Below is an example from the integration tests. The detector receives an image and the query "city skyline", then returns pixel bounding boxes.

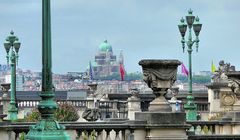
[0,0,239,74]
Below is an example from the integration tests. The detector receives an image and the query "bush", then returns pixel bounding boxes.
[19,132,25,140]
[25,103,79,122]
[54,103,79,122]
[25,108,40,122]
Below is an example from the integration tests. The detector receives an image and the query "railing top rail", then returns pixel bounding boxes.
[187,120,240,125]
[189,135,240,139]
[0,120,147,131]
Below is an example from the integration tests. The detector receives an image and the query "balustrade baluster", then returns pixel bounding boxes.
[202,125,209,135]
[212,124,216,134]
[96,129,103,140]
[15,132,19,140]
[87,129,94,140]
[76,130,84,140]
[83,130,89,140]
[129,129,134,140]
[195,125,201,135]
[114,129,120,140]
[105,129,112,140]
[121,129,126,140]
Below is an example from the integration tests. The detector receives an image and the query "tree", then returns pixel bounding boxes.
[25,103,79,122]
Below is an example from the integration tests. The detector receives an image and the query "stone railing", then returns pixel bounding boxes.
[0,119,146,140]
[1,120,240,140]
[16,100,87,109]
[187,120,240,140]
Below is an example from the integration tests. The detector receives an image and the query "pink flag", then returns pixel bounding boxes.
[120,63,125,81]
[181,63,189,76]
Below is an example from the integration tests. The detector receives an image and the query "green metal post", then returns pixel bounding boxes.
[178,9,202,121]
[26,0,70,139]
[8,47,18,121]
[185,27,197,121]
[187,27,193,94]
[4,31,20,122]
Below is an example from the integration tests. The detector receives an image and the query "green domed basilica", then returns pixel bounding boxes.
[90,40,124,78]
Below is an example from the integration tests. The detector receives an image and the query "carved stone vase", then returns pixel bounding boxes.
[87,83,98,99]
[1,83,10,98]
[139,59,181,111]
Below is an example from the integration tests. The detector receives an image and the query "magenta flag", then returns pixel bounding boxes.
[181,63,189,76]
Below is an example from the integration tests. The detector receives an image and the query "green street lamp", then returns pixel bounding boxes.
[4,31,21,121]
[26,0,70,139]
[178,9,202,121]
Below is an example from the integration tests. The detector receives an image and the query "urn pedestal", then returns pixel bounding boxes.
[137,59,189,140]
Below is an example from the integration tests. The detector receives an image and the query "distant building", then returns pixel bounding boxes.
[89,40,124,78]
[5,74,24,91]
[195,71,211,76]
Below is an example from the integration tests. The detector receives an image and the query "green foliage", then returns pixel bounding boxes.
[83,130,96,140]
[177,74,211,84]
[54,103,79,122]
[25,103,79,122]
[25,108,40,122]
[95,72,142,81]
[19,132,25,140]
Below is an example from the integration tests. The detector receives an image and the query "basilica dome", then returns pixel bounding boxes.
[99,40,112,52]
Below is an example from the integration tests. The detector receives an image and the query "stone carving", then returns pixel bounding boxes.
[228,78,240,95]
[170,87,179,101]
[140,60,180,92]
[1,83,10,98]
[220,91,236,106]
[211,60,240,95]
[142,67,177,92]
[212,60,235,82]
[82,108,101,121]
[139,59,181,111]
[129,88,140,99]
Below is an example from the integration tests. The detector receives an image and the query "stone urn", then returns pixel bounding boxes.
[170,87,179,101]
[139,59,181,111]
[87,83,98,99]
[1,83,10,98]
[128,88,140,101]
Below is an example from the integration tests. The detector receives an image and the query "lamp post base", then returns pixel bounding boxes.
[26,119,70,140]
[184,95,197,121]
[8,102,18,121]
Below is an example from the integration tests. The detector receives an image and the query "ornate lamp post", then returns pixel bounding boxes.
[26,0,70,139]
[3,31,21,121]
[178,9,202,120]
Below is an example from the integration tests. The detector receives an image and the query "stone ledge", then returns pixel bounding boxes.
[135,112,186,125]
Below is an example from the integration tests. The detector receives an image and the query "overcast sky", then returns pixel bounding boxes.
[0,0,239,74]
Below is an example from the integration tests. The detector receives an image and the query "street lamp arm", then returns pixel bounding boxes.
[181,38,186,52]
[192,38,199,44]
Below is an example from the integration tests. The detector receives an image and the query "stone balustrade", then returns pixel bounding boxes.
[0,120,146,140]
[1,120,240,140]
[15,100,87,109]
[187,120,240,139]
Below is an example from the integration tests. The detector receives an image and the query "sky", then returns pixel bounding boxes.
[0,0,239,74]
